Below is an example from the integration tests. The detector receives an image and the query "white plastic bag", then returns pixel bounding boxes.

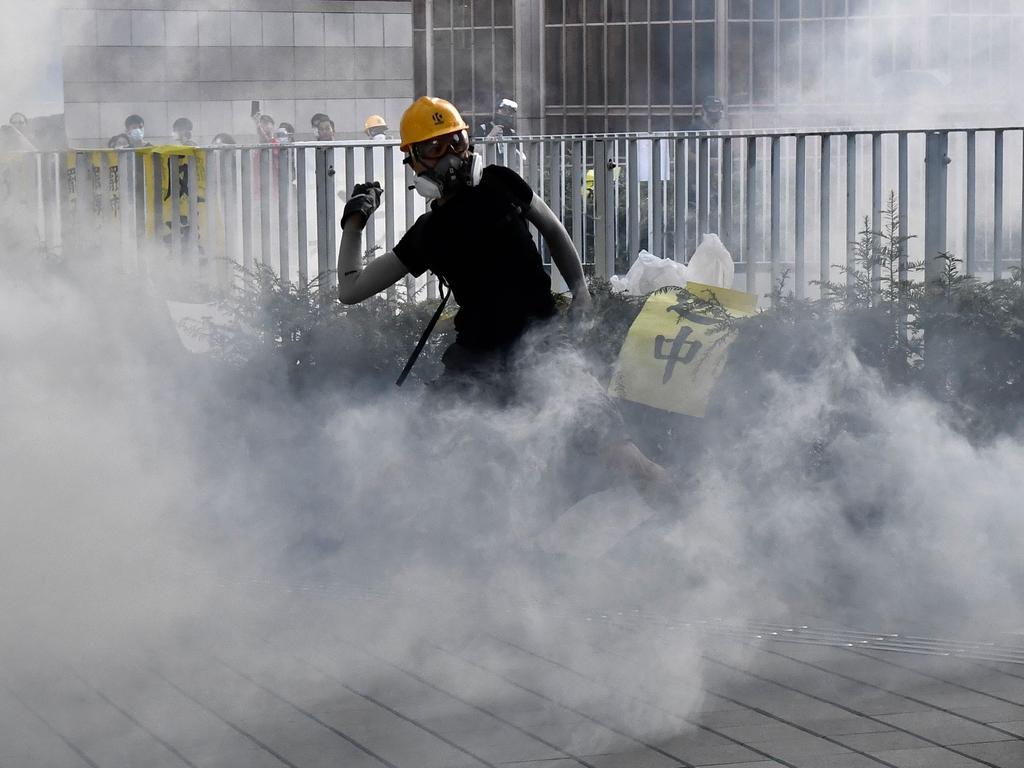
[609,249,690,295]
[686,233,734,289]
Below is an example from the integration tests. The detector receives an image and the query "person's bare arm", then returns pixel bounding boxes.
[525,195,591,309]
[336,219,409,304]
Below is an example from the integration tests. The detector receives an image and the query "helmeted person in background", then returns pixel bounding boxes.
[689,96,726,132]
[124,114,151,147]
[338,96,670,492]
[172,116,196,145]
[364,114,388,141]
[479,98,522,167]
[479,97,518,139]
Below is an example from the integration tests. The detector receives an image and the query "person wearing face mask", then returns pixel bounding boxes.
[338,97,671,500]
[338,96,587,374]
[276,122,295,143]
[124,114,151,147]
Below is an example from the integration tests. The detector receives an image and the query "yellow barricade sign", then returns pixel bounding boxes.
[609,282,757,418]
[64,150,122,218]
[137,145,207,243]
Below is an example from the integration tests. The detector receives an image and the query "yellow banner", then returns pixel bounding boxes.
[609,282,757,418]
[65,150,121,218]
[137,145,207,242]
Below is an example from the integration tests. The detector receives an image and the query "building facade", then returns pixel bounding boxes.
[59,0,415,147]
[415,0,1024,135]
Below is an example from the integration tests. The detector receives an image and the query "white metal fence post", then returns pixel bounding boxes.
[924,131,950,287]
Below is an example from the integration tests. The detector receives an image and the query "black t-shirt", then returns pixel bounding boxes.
[393,165,556,350]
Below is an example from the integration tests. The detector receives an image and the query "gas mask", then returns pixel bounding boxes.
[412,151,483,201]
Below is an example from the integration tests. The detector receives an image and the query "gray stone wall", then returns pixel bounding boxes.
[60,0,414,146]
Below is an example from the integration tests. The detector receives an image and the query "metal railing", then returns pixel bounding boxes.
[5,127,1023,303]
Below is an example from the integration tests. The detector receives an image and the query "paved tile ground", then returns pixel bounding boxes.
[4,589,1024,768]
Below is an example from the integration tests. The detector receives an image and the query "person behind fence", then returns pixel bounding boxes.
[124,114,151,147]
[313,115,335,142]
[172,116,196,146]
[277,122,295,143]
[8,112,34,147]
[108,133,131,149]
[336,96,671,494]
[256,114,277,144]
[364,114,388,141]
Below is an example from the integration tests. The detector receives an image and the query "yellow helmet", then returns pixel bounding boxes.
[399,96,469,152]
[363,114,386,132]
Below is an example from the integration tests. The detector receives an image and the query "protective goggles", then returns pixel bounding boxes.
[412,129,469,161]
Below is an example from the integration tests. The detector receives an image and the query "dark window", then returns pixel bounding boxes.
[652,0,672,21]
[695,0,715,19]
[629,24,649,104]
[781,0,801,17]
[564,26,584,104]
[473,0,492,26]
[802,0,823,16]
[587,1,606,23]
[607,25,628,103]
[435,0,453,27]
[434,29,453,96]
[414,29,426,94]
[825,0,846,16]
[609,2,626,22]
[728,21,751,103]
[779,21,799,97]
[474,27,494,115]
[452,1,470,28]
[494,1,513,25]
[545,26,563,107]
[630,1,648,22]
[800,19,824,100]
[753,0,775,19]
[673,0,693,20]
[694,20,715,101]
[651,23,671,103]
[413,0,426,29]
[565,0,583,24]
[494,28,515,97]
[586,23,606,105]
[607,116,629,132]
[751,21,775,104]
[672,22,694,104]
[545,0,562,25]
[730,0,751,20]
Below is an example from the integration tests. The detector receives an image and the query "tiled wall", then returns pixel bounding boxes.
[61,0,414,146]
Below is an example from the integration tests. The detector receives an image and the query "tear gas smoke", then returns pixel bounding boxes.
[2,2,1024,759]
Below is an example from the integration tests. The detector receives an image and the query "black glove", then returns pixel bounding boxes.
[340,181,382,228]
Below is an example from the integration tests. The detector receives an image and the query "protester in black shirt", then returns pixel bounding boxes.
[336,96,669,493]
[337,96,587,385]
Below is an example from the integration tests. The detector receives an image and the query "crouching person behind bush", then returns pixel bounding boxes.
[336,96,669,494]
